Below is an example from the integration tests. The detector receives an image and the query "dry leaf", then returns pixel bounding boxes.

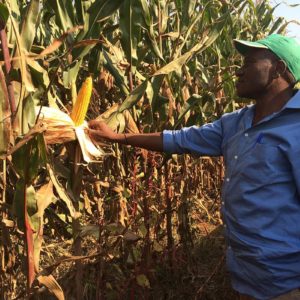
[38,25,83,58]
[37,275,65,300]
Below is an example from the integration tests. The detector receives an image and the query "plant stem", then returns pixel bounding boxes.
[164,163,173,266]
[0,19,17,123]
[24,151,35,293]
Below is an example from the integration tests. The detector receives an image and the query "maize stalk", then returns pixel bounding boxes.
[70,76,93,126]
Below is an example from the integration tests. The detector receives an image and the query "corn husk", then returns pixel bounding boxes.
[36,106,76,144]
[36,106,106,162]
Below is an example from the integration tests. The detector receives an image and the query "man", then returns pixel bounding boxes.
[88,34,300,300]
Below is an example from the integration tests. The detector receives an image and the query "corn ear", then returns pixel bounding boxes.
[36,106,76,144]
[70,76,93,126]
[36,106,106,162]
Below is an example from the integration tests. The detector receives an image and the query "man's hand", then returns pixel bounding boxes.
[88,119,164,152]
[88,120,118,143]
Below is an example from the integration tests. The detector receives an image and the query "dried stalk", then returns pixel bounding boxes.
[164,163,173,266]
[71,144,84,300]
[0,18,17,130]
[23,154,35,292]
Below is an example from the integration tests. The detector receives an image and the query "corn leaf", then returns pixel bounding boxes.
[37,275,65,300]
[153,13,229,76]
[12,134,47,183]
[103,49,130,96]
[86,0,124,38]
[19,0,40,51]
[118,80,148,112]
[47,0,76,33]
[0,68,11,155]
[119,0,144,74]
[48,164,81,220]
[0,3,9,24]
[174,94,201,129]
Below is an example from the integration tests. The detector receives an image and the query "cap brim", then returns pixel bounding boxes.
[233,39,268,55]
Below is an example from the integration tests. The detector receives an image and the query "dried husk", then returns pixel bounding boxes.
[35,106,105,162]
[36,106,76,144]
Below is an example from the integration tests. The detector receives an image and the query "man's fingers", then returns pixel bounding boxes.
[88,119,104,129]
[87,128,101,140]
[87,120,115,142]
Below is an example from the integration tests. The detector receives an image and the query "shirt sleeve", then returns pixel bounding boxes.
[163,118,223,156]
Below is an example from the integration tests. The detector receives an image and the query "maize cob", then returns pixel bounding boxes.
[70,76,93,126]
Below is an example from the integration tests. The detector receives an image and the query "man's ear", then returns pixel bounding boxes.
[276,60,287,77]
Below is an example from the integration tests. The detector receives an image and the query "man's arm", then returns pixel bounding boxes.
[88,120,163,152]
[89,116,224,156]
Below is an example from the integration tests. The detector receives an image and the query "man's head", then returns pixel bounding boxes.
[234,34,300,99]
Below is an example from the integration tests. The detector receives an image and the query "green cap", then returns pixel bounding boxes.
[234,34,300,82]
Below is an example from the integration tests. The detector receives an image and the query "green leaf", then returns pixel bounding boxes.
[88,45,102,75]
[62,59,82,90]
[7,3,35,97]
[86,0,124,38]
[118,80,148,112]
[0,71,11,156]
[27,59,50,89]
[12,133,47,183]
[31,182,57,271]
[277,21,290,35]
[144,8,164,62]
[106,112,126,133]
[20,0,40,51]
[160,1,168,33]
[152,13,229,76]
[174,94,201,129]
[182,0,197,29]
[119,0,143,73]
[74,0,85,25]
[103,49,130,96]
[186,111,203,127]
[22,93,36,133]
[140,0,151,26]
[13,181,36,231]
[269,17,284,34]
[0,3,9,24]
[48,0,76,32]
[13,179,26,230]
[150,74,165,112]
[27,186,38,221]
[48,164,81,220]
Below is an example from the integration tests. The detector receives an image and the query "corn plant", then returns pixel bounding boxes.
[0,0,291,298]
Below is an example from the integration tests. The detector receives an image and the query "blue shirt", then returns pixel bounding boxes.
[163,91,300,300]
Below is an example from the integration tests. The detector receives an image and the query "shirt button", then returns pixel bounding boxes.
[228,246,231,249]
[222,201,225,205]
[244,133,249,137]
[226,178,230,182]
[234,155,238,159]
[224,224,227,228]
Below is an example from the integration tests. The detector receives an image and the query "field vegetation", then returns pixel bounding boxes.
[0,0,291,299]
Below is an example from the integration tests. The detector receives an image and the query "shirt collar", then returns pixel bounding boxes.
[244,90,300,128]
[283,90,300,109]
[244,105,255,129]
[245,90,300,112]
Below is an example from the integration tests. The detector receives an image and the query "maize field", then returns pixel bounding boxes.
[0,0,293,299]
